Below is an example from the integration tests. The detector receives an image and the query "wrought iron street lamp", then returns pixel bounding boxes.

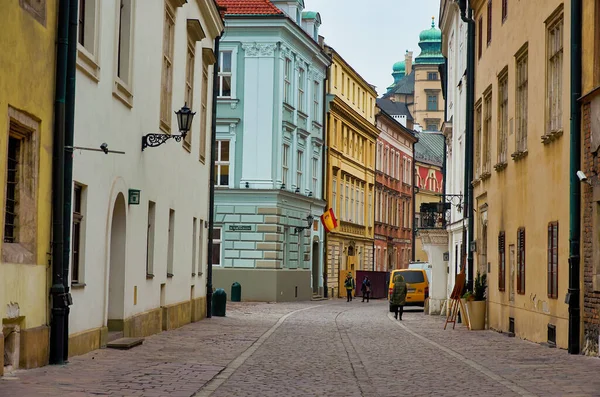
[141,104,196,150]
[294,215,315,234]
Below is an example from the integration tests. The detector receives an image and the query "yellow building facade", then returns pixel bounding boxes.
[0,0,57,372]
[471,0,571,348]
[324,46,379,298]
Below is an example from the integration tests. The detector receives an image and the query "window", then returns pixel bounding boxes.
[117,0,132,84]
[345,181,349,221]
[360,187,364,225]
[515,47,528,152]
[298,68,305,112]
[197,219,204,276]
[218,51,232,97]
[334,64,338,87]
[475,101,482,176]
[160,3,176,132]
[546,11,564,135]
[71,184,85,284]
[483,89,492,173]
[78,0,96,54]
[407,160,412,184]
[146,201,156,275]
[167,209,175,277]
[312,157,318,196]
[313,81,320,121]
[427,72,438,80]
[199,60,209,162]
[478,16,483,59]
[498,231,506,291]
[487,0,492,45]
[517,227,526,294]
[352,82,356,103]
[332,177,337,214]
[502,0,508,22]
[296,150,304,191]
[497,70,508,165]
[341,72,345,95]
[427,94,438,111]
[183,38,196,150]
[426,123,438,131]
[284,58,292,104]
[548,222,558,299]
[214,140,230,187]
[211,227,221,266]
[4,137,20,244]
[368,190,372,226]
[282,144,290,186]
[332,118,338,146]
[340,177,345,220]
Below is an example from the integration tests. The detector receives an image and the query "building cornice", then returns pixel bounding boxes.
[324,45,378,98]
[197,0,225,37]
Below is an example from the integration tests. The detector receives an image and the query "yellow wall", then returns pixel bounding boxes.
[582,0,599,95]
[0,1,56,329]
[471,0,570,348]
[325,48,379,293]
[413,65,445,131]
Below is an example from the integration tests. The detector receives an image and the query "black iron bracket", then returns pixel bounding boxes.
[141,133,184,151]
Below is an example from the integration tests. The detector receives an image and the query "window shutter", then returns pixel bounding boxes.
[548,224,552,296]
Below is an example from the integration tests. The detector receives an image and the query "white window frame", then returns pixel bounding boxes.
[546,12,563,135]
[516,46,528,152]
[284,57,292,104]
[497,70,508,164]
[296,150,304,191]
[313,80,320,122]
[282,143,290,187]
[312,157,318,196]
[332,177,337,214]
[298,67,305,113]
[76,0,101,80]
[215,140,231,188]
[112,0,134,107]
[218,50,234,98]
[159,2,176,133]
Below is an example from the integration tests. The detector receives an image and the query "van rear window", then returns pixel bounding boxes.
[400,271,424,283]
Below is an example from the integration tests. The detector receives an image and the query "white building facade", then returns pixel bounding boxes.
[68,0,223,356]
[440,0,468,303]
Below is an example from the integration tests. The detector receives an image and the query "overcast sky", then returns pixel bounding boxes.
[303,0,442,97]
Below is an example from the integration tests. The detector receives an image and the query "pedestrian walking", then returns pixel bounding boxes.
[390,274,407,320]
[344,272,355,302]
[361,276,371,302]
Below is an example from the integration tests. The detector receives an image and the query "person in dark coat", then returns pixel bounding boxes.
[390,274,408,320]
[361,276,372,302]
[344,272,355,302]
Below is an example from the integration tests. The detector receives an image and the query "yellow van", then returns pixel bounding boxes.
[388,269,429,311]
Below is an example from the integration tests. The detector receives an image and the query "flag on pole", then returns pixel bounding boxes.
[320,208,338,232]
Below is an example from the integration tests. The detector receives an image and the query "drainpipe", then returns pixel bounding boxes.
[60,0,78,362]
[206,33,222,319]
[321,63,328,298]
[459,0,475,291]
[440,58,448,201]
[567,0,582,355]
[49,0,70,366]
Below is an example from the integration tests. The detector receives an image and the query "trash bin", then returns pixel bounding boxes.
[212,288,227,317]
[231,282,241,302]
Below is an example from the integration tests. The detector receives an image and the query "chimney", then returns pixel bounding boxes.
[318,35,325,49]
[405,51,413,75]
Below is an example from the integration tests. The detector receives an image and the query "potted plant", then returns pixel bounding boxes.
[466,271,487,330]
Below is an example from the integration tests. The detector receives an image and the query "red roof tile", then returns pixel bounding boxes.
[216,0,283,16]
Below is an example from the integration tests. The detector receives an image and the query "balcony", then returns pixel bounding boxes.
[339,220,366,236]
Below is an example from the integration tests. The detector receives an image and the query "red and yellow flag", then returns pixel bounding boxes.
[320,208,338,232]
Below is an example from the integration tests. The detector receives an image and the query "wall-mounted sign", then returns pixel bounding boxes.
[128,189,141,205]
[228,225,252,231]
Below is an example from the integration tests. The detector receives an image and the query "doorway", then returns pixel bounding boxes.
[107,193,126,331]
[312,241,319,293]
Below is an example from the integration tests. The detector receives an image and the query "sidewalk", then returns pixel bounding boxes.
[0,302,310,397]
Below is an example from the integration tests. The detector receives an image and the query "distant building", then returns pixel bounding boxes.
[212,0,330,301]
[374,104,418,272]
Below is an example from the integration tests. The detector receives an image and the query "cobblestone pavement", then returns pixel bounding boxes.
[2,300,600,397]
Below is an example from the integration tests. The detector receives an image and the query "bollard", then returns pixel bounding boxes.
[231,282,241,302]
[212,288,227,316]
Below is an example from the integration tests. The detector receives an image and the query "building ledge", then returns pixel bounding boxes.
[494,162,508,172]
[480,171,491,181]
[541,130,563,145]
[511,150,528,161]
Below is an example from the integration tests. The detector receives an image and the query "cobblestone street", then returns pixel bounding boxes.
[2,300,600,397]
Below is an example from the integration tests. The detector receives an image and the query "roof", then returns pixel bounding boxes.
[382,71,415,98]
[414,131,445,166]
[376,98,413,120]
[216,0,283,15]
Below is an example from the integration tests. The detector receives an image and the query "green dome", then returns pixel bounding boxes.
[419,18,442,42]
[392,61,406,72]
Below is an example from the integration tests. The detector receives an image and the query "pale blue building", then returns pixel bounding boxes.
[212,0,330,301]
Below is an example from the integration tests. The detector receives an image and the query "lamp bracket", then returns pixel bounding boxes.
[141,132,185,151]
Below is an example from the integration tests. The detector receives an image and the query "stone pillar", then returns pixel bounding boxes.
[418,229,449,315]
